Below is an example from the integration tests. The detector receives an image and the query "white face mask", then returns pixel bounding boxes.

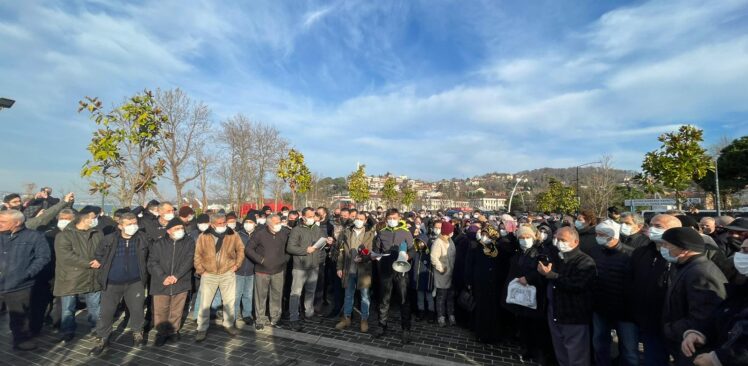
[123,224,139,236]
[214,226,227,234]
[648,227,665,241]
[89,218,99,228]
[480,236,492,244]
[314,221,320,226]
[304,217,316,226]
[596,236,610,246]
[257,218,267,225]
[519,238,534,250]
[186,215,194,222]
[171,230,185,240]
[244,223,256,233]
[353,220,364,229]
[272,224,283,233]
[197,223,210,232]
[57,219,71,231]
[539,232,548,242]
[150,210,159,217]
[163,213,175,221]
[227,222,236,230]
[500,229,507,237]
[620,224,633,236]
[433,228,441,235]
[387,219,399,228]
[555,239,573,253]
[475,232,482,241]
[733,252,748,275]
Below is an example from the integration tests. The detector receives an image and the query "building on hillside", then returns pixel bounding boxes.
[468,196,507,211]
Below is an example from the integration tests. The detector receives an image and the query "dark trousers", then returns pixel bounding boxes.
[518,315,555,364]
[29,277,54,334]
[325,257,343,315]
[378,269,411,330]
[314,262,326,312]
[435,288,454,318]
[548,318,591,366]
[640,330,670,366]
[0,287,33,345]
[96,281,145,340]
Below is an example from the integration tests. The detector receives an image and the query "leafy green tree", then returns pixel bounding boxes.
[697,136,748,208]
[347,165,370,208]
[535,178,578,214]
[642,125,712,208]
[401,184,417,211]
[78,90,168,206]
[277,149,312,208]
[380,177,400,209]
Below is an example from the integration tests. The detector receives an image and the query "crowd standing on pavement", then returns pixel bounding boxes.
[1,187,747,366]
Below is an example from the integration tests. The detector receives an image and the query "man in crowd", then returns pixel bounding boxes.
[0,210,51,350]
[538,226,597,366]
[247,214,289,330]
[286,207,327,331]
[142,202,175,243]
[336,212,375,332]
[661,227,727,366]
[54,207,103,343]
[90,212,149,355]
[235,212,258,325]
[619,212,649,249]
[178,206,196,233]
[194,213,244,341]
[374,208,415,343]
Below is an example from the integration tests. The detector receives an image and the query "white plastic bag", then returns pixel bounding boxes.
[506,278,537,309]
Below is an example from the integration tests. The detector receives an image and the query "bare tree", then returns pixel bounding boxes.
[581,155,618,217]
[195,146,215,211]
[250,123,288,206]
[155,88,211,204]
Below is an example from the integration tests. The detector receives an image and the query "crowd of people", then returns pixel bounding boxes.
[0,187,747,366]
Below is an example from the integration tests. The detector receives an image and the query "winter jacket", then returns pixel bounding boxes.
[141,215,168,244]
[336,227,375,289]
[577,225,597,255]
[589,241,635,320]
[622,231,649,250]
[286,223,325,270]
[375,220,415,278]
[501,243,551,319]
[236,230,255,276]
[25,199,72,231]
[53,225,103,296]
[194,228,244,276]
[246,226,290,275]
[689,283,748,366]
[430,236,455,289]
[94,230,149,290]
[663,254,727,344]
[547,247,597,325]
[148,235,195,295]
[629,240,671,332]
[0,226,51,294]
[410,246,434,291]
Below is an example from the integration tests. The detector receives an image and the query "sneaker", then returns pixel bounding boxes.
[428,311,437,324]
[59,333,74,343]
[255,323,265,331]
[13,340,37,351]
[448,315,456,326]
[438,316,447,327]
[195,331,207,342]
[242,317,254,326]
[224,327,239,337]
[374,323,387,338]
[88,338,107,356]
[415,312,424,322]
[290,321,303,332]
[132,332,144,347]
[154,334,168,347]
[270,321,282,329]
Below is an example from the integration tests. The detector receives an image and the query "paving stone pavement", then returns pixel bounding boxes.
[0,307,534,366]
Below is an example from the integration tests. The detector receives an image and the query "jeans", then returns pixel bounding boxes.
[235,274,254,320]
[416,290,435,312]
[0,288,33,344]
[61,291,101,336]
[592,313,639,366]
[289,268,318,322]
[196,271,236,331]
[640,330,670,366]
[435,288,454,318]
[96,282,145,340]
[342,274,370,320]
[254,272,285,325]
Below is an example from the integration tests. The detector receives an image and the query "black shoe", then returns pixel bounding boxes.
[290,321,303,332]
[88,338,107,356]
[14,340,37,351]
[195,331,207,342]
[255,323,265,331]
[242,317,254,326]
[374,323,387,338]
[401,330,411,344]
[154,334,168,347]
[306,314,323,324]
[415,312,424,322]
[224,327,238,337]
[59,333,74,343]
[132,332,144,347]
[171,332,181,341]
[324,310,340,319]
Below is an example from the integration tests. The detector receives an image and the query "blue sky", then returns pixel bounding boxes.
[1,0,747,198]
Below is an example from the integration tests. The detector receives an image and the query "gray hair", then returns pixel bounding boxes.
[267,214,281,222]
[58,208,76,219]
[210,213,226,223]
[557,226,579,243]
[621,212,644,226]
[0,209,25,224]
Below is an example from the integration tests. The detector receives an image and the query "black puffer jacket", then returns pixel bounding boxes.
[246,226,290,275]
[577,226,597,255]
[692,282,748,366]
[548,248,597,325]
[147,235,195,296]
[589,241,634,320]
[622,231,650,250]
[95,231,149,291]
[629,241,670,332]
[501,243,551,319]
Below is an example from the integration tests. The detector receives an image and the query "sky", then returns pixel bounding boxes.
[1,0,747,198]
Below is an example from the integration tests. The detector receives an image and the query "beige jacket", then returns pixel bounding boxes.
[430,236,456,289]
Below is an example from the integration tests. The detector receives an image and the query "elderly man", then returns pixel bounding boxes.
[537,226,597,366]
[194,213,244,341]
[620,212,649,249]
[590,220,638,366]
[141,202,175,243]
[246,214,290,330]
[630,214,681,366]
[0,210,51,351]
[660,227,727,366]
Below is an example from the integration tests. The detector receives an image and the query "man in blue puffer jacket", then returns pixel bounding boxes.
[0,209,51,351]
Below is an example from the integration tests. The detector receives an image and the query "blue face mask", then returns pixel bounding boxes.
[574,220,585,230]
[659,246,678,263]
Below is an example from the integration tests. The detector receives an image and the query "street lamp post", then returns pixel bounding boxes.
[715,155,722,216]
[576,161,602,211]
[507,176,526,212]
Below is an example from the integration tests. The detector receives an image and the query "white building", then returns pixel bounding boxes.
[468,197,507,211]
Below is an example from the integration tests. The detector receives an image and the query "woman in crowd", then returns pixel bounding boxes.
[464,224,502,343]
[431,221,456,327]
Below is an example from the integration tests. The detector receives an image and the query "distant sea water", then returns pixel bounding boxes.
[73,203,119,215]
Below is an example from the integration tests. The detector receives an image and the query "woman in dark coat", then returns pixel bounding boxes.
[464,225,502,343]
[502,224,555,365]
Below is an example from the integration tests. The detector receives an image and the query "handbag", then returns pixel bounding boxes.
[458,288,476,311]
[505,278,537,309]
